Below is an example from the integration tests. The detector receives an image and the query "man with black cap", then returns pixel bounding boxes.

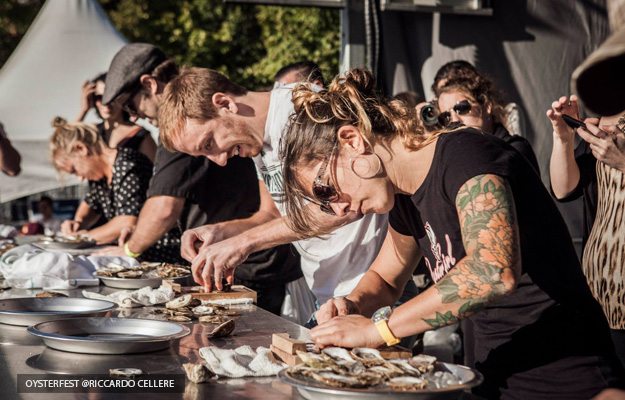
[97,43,302,315]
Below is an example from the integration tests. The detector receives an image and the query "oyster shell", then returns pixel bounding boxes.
[387,359,423,377]
[207,319,235,338]
[322,347,365,374]
[192,305,216,316]
[109,368,143,377]
[350,348,386,367]
[183,363,212,383]
[199,315,229,324]
[309,372,368,388]
[117,270,143,279]
[215,309,240,317]
[387,376,427,391]
[168,315,192,322]
[367,364,403,379]
[408,354,436,373]
[166,294,200,309]
[296,351,336,370]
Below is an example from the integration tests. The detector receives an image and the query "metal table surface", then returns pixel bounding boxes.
[0,286,310,400]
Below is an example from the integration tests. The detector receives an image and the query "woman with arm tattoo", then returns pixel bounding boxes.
[280,69,624,399]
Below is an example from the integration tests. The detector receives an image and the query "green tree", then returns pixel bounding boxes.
[98,0,340,88]
[0,0,45,69]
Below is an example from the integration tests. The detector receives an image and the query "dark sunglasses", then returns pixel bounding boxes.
[93,94,103,103]
[438,100,473,127]
[119,85,142,116]
[312,143,340,215]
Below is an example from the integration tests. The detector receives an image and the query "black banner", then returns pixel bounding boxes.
[17,374,185,393]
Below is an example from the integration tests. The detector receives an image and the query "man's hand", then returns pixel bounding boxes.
[181,224,226,262]
[191,235,251,291]
[546,95,580,144]
[577,121,625,172]
[93,245,126,257]
[60,220,81,235]
[310,314,385,349]
[315,297,361,325]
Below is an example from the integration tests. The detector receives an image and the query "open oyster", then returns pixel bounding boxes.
[387,376,427,391]
[350,348,386,367]
[166,294,200,309]
[207,319,235,338]
[408,354,436,373]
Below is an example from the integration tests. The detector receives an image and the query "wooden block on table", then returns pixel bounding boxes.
[378,345,412,359]
[187,285,257,303]
[270,345,302,366]
[272,333,307,355]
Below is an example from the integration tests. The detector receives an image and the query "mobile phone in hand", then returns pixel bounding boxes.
[562,114,586,130]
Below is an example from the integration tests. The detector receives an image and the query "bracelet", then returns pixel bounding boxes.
[124,242,141,258]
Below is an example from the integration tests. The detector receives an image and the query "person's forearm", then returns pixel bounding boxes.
[126,196,183,254]
[74,202,100,230]
[388,257,515,339]
[239,215,304,254]
[346,270,405,317]
[550,134,581,199]
[211,209,280,240]
[87,215,136,244]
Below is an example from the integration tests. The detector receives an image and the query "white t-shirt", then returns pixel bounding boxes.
[253,85,388,303]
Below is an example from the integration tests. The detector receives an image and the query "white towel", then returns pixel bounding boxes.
[199,345,285,378]
[82,284,175,308]
[0,245,139,289]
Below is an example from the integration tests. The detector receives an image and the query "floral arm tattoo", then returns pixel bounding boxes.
[423,174,520,329]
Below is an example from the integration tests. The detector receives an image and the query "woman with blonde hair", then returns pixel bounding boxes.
[279,69,623,398]
[51,117,181,262]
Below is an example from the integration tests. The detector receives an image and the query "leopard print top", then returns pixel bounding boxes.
[582,160,625,329]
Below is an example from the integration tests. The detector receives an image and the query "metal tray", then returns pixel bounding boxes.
[0,297,116,326]
[27,317,190,354]
[97,274,191,289]
[33,239,96,250]
[278,362,483,400]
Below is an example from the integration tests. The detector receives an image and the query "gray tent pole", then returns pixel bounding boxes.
[339,0,366,72]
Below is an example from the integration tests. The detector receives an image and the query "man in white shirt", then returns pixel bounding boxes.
[158,67,417,321]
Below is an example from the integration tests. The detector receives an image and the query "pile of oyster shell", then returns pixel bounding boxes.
[154,294,237,338]
[96,262,190,279]
[288,348,461,391]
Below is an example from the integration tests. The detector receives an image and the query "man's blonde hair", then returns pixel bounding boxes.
[158,67,247,151]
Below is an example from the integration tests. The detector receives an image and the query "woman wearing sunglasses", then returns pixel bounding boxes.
[435,75,540,173]
[76,73,156,162]
[280,69,623,399]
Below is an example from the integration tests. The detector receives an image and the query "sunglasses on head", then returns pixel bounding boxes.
[438,99,473,126]
[312,142,340,215]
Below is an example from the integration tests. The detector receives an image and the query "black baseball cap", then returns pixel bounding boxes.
[102,43,167,105]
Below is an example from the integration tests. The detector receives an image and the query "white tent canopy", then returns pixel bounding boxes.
[0,0,127,202]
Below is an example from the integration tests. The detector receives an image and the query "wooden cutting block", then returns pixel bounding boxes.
[270,345,303,366]
[184,285,257,303]
[378,345,412,359]
[272,333,307,355]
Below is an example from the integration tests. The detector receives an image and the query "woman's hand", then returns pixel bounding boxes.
[78,81,96,121]
[315,297,361,325]
[60,219,81,235]
[577,121,625,172]
[546,95,580,144]
[310,314,385,349]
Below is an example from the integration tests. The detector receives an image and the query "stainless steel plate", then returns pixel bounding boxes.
[278,362,483,400]
[33,239,96,250]
[98,274,191,289]
[27,317,190,354]
[0,297,116,326]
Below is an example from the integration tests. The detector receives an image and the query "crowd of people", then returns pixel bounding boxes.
[0,29,618,397]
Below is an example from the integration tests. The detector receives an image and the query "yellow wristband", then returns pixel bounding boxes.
[375,319,400,346]
[124,242,141,258]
